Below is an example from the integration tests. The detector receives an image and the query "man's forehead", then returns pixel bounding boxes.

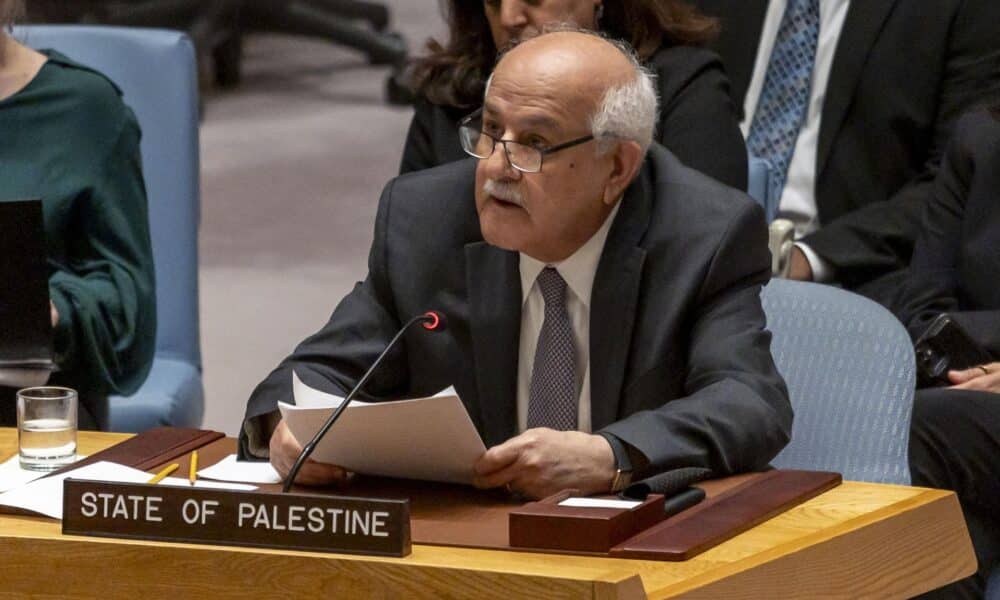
[487,37,621,124]
[482,97,564,130]
[494,31,628,93]
[485,70,594,129]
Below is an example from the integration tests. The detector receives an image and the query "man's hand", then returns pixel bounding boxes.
[787,246,814,281]
[269,419,350,486]
[948,362,1000,394]
[50,301,59,328]
[472,428,616,499]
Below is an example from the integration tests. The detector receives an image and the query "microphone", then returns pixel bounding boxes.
[282,310,447,492]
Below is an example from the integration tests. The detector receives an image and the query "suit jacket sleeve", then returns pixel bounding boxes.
[803,0,1000,285]
[600,201,793,476]
[653,47,749,191]
[238,179,409,458]
[894,114,1000,357]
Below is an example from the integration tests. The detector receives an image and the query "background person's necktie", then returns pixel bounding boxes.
[747,0,821,195]
[527,267,578,431]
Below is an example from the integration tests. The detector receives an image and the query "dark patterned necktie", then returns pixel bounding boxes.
[527,267,578,431]
[746,0,820,194]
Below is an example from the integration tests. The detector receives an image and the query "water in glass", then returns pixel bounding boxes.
[19,417,77,471]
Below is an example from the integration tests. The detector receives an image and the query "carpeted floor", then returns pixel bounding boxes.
[200,2,445,435]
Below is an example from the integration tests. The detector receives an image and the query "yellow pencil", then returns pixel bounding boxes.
[146,463,179,484]
[189,450,198,485]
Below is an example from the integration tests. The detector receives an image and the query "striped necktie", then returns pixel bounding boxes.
[527,267,578,431]
[746,0,821,194]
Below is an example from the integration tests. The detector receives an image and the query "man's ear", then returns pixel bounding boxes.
[602,140,644,205]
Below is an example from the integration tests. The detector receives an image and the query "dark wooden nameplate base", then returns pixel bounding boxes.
[45,435,841,563]
[510,490,666,553]
[61,479,411,557]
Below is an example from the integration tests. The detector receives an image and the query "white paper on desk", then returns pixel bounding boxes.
[559,497,642,510]
[0,455,47,492]
[0,461,260,519]
[280,371,486,485]
[197,454,281,484]
[158,477,258,492]
[0,454,89,493]
[0,461,152,519]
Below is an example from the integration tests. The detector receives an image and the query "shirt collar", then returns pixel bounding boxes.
[519,201,622,308]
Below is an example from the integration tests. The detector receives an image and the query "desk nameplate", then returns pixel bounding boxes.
[62,479,411,557]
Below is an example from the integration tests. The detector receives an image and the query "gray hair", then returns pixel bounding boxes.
[487,25,659,157]
[590,46,659,156]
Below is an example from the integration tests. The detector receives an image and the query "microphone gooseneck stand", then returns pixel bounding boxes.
[282,311,445,492]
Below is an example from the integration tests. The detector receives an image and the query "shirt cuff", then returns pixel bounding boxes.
[242,410,281,459]
[596,431,650,478]
[795,242,835,283]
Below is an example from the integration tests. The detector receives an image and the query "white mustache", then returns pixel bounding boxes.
[483,179,524,206]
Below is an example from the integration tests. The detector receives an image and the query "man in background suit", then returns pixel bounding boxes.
[692,0,1000,302]
[895,107,1000,599]
[240,29,791,499]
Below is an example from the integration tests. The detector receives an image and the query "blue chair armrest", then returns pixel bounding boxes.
[103,357,204,432]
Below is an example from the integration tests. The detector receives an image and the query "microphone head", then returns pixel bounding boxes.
[421,310,447,332]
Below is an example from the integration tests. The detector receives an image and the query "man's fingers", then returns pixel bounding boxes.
[948,368,981,385]
[472,461,520,490]
[474,437,524,476]
[287,460,349,487]
[269,421,301,477]
[952,372,1000,392]
[268,419,347,486]
[788,247,813,281]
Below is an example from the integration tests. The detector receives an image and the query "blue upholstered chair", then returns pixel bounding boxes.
[762,279,915,484]
[747,156,777,223]
[15,25,204,431]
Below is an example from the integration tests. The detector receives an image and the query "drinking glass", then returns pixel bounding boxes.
[17,386,78,471]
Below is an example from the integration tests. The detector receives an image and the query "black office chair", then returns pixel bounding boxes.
[25,0,409,102]
[239,0,409,102]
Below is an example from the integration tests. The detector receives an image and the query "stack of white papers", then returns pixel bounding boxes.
[279,371,486,485]
[0,461,258,520]
[197,454,281,484]
[0,455,54,493]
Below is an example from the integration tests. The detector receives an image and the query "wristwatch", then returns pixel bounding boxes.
[600,433,634,493]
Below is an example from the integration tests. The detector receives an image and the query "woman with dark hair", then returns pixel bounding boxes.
[0,0,156,427]
[895,106,1000,599]
[399,0,748,190]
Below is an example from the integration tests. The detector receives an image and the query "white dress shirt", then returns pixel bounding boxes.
[741,0,851,282]
[516,202,621,434]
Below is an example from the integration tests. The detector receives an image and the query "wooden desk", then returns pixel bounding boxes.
[0,430,975,599]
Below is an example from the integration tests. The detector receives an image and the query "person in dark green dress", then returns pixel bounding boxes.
[1,4,156,428]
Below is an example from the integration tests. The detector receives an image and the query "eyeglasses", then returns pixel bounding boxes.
[458,112,594,173]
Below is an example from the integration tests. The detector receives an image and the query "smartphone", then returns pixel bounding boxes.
[914,314,992,387]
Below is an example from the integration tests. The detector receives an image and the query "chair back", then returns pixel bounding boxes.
[16,25,201,368]
[762,279,914,484]
[748,155,777,222]
[15,25,203,429]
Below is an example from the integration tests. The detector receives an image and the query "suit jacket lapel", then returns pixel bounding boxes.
[589,165,651,431]
[465,242,521,447]
[721,0,770,109]
[817,0,898,175]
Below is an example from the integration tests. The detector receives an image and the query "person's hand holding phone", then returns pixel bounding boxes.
[948,362,1000,393]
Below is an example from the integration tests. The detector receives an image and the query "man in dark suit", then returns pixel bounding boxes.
[895,107,1000,599]
[240,30,792,499]
[692,0,1000,302]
